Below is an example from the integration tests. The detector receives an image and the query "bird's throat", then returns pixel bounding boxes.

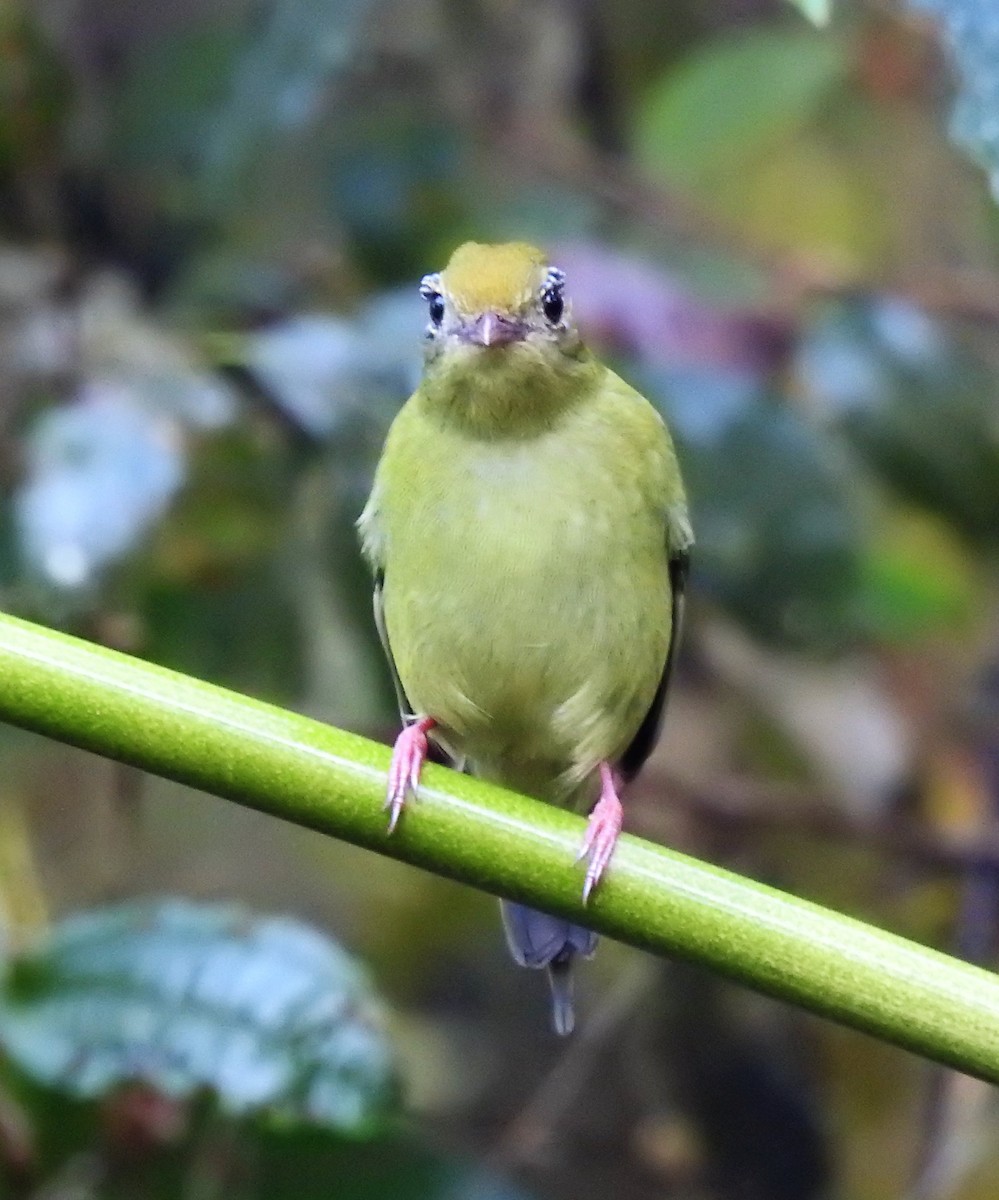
[420,344,597,439]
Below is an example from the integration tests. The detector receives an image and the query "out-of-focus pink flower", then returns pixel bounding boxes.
[553,242,791,374]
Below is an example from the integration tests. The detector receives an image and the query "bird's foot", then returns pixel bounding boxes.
[577,762,623,903]
[385,716,436,833]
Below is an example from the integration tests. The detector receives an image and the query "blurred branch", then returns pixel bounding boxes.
[490,958,657,1168]
[3,612,999,1079]
[635,770,999,876]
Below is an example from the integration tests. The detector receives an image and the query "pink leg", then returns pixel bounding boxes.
[576,762,624,903]
[385,717,436,834]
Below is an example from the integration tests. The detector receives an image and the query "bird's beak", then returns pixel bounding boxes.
[465,312,525,347]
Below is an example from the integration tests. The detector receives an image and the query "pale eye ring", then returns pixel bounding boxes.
[419,274,445,329]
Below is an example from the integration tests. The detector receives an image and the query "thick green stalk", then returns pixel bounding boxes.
[0,609,997,1076]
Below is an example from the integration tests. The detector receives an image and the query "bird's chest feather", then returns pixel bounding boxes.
[380,420,671,772]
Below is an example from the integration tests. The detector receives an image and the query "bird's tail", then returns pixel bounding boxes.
[500,900,598,1036]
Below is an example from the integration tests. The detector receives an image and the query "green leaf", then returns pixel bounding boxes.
[635,29,847,191]
[0,900,398,1133]
[785,0,832,27]
[853,510,979,643]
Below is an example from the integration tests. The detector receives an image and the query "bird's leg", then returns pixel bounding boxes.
[385,715,436,834]
[577,762,623,903]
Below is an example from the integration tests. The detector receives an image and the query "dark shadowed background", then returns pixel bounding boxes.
[2,1,999,1197]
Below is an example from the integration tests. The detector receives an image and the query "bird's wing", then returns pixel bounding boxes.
[364,471,420,723]
[373,568,465,769]
[617,546,689,784]
[373,568,415,723]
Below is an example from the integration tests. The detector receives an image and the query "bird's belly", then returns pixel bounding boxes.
[383,517,670,791]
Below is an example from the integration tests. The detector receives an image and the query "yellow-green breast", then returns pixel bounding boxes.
[368,367,678,805]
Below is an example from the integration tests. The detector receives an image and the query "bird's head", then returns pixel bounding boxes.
[416,242,592,432]
[420,241,582,363]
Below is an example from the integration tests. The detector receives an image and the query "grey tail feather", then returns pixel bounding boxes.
[547,954,575,1036]
[500,900,598,1037]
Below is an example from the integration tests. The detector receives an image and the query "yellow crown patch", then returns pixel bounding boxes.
[441,242,548,315]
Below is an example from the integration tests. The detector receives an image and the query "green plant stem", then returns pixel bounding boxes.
[0,609,998,1077]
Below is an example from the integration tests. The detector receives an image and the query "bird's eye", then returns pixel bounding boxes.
[542,287,564,325]
[419,274,445,330]
[427,293,445,326]
[541,267,566,326]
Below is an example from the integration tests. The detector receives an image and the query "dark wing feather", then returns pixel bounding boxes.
[373,569,413,721]
[617,548,689,784]
[373,570,460,768]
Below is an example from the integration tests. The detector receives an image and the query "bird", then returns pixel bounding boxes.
[358,241,691,1034]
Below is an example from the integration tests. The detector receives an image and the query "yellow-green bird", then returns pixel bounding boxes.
[358,242,692,1034]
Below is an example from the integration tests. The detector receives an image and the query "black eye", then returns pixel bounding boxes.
[427,292,445,326]
[542,288,564,325]
[420,274,445,329]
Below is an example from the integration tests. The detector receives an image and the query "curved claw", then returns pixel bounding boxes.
[576,762,623,903]
[385,716,436,833]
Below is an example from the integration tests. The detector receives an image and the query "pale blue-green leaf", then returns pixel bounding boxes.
[14,387,185,590]
[785,0,833,27]
[247,315,360,436]
[908,0,999,201]
[244,293,421,437]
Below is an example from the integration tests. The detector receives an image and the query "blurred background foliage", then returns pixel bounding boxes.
[1,0,999,1196]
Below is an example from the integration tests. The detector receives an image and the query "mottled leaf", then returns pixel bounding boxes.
[77,275,237,430]
[0,900,398,1133]
[15,387,186,590]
